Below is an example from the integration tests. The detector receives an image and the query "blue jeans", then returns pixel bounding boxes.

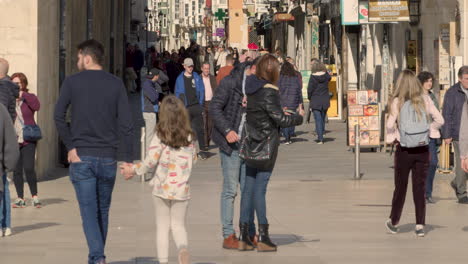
[425,138,439,198]
[282,127,295,141]
[69,156,117,264]
[240,166,272,225]
[0,173,11,228]
[313,109,327,141]
[220,150,255,238]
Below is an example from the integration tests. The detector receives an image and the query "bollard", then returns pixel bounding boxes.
[141,127,145,183]
[355,124,361,180]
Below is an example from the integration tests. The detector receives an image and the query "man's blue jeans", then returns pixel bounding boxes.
[240,165,272,225]
[69,156,117,264]
[313,109,327,141]
[0,173,11,228]
[220,150,255,238]
[426,138,439,198]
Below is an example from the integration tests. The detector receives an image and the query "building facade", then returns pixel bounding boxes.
[0,0,133,180]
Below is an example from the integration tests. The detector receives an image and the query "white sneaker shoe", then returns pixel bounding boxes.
[3,228,11,237]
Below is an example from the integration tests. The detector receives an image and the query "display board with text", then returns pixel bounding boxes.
[347,90,381,147]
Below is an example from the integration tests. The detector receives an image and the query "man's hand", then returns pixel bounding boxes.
[68,149,81,163]
[462,159,468,173]
[444,138,453,145]
[119,163,135,180]
[226,131,239,143]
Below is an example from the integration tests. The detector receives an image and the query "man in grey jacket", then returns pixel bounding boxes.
[443,66,468,203]
[0,103,20,204]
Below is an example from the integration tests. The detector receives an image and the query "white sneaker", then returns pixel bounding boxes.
[3,228,11,237]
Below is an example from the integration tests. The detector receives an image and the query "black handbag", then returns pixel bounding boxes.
[23,124,42,142]
[239,125,277,170]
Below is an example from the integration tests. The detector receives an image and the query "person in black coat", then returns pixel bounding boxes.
[238,54,303,252]
[307,60,331,144]
[278,61,304,144]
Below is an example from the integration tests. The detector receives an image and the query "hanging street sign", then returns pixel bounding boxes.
[368,0,410,22]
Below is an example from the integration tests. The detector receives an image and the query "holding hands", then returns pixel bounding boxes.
[120,162,135,180]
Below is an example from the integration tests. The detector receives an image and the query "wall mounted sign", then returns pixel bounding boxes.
[341,0,359,25]
[369,0,410,22]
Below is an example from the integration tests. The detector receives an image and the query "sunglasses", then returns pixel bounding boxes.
[187,65,194,68]
[13,82,21,85]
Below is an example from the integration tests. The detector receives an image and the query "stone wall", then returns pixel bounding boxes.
[0,0,131,180]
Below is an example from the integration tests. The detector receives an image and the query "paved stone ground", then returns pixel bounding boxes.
[1,121,465,264]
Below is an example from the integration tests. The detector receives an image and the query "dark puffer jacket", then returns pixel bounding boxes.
[307,72,331,110]
[244,76,303,170]
[0,77,20,120]
[210,62,252,155]
[279,74,302,109]
[442,82,467,141]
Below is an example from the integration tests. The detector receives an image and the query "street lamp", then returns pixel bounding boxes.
[144,6,150,69]
[158,11,163,52]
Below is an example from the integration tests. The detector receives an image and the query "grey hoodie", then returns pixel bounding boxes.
[0,104,19,193]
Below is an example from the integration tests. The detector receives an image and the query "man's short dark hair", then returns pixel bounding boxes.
[202,61,210,67]
[77,39,105,66]
[458,66,468,78]
[226,54,234,62]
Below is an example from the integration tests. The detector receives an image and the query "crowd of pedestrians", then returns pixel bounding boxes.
[0,37,467,264]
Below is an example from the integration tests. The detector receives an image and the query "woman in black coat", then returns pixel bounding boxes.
[307,60,331,144]
[278,61,304,144]
[238,54,303,252]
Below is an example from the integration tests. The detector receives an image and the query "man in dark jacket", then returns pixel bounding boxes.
[201,62,217,148]
[0,58,20,120]
[141,68,169,151]
[0,104,19,206]
[443,66,468,203]
[210,60,256,249]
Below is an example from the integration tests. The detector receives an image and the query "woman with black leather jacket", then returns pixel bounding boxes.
[238,54,303,252]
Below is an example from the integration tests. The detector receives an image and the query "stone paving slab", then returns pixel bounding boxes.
[1,122,464,264]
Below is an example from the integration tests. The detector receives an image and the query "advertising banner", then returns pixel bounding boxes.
[369,0,410,22]
[341,0,359,25]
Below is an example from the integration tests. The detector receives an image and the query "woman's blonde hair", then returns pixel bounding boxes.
[390,69,427,120]
[156,95,194,148]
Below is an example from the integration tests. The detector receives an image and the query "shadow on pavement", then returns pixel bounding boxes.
[13,222,60,235]
[110,256,155,264]
[110,257,217,264]
[292,138,309,143]
[271,234,320,246]
[41,198,68,206]
[398,223,446,234]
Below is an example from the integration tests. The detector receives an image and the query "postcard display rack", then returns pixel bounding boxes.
[347,90,381,150]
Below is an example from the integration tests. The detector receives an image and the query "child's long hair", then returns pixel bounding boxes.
[156,95,194,148]
[389,69,427,120]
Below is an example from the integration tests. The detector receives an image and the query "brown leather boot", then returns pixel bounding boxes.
[257,224,277,252]
[222,233,239,249]
[250,234,258,248]
[238,223,255,251]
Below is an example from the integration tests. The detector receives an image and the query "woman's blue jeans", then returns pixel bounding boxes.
[425,138,439,198]
[282,127,295,141]
[0,173,11,228]
[240,165,272,226]
[313,109,327,141]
